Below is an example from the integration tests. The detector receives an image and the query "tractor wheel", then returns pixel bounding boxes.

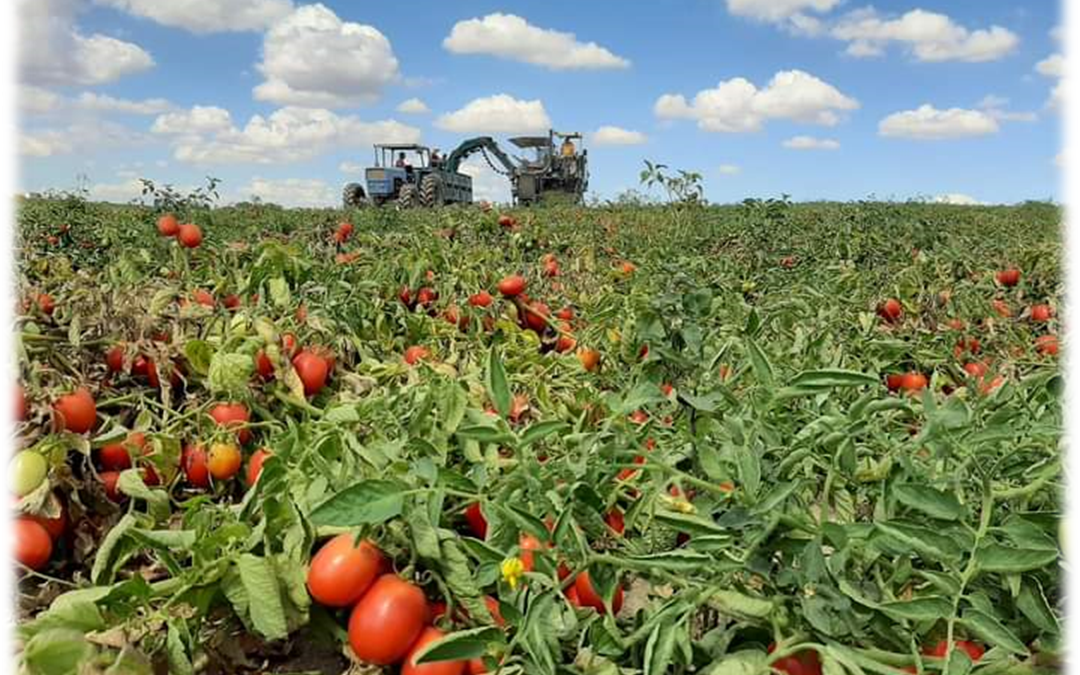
[342,182,366,208]
[397,184,418,209]
[419,174,444,207]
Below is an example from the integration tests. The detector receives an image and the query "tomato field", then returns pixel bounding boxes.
[12,194,1064,675]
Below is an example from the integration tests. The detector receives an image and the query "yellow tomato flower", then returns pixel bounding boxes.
[501,557,525,590]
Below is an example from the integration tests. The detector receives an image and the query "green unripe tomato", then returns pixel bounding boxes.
[1058,516,1075,570]
[10,450,47,497]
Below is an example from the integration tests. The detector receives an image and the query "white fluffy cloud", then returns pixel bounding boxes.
[1049,25,1075,41]
[976,95,1037,123]
[726,0,839,32]
[20,121,149,157]
[152,105,421,165]
[435,95,552,134]
[75,92,174,115]
[782,135,840,150]
[717,164,742,175]
[254,3,400,107]
[339,161,365,174]
[830,9,1018,63]
[19,0,154,85]
[396,98,430,114]
[95,0,293,33]
[444,13,629,70]
[236,178,337,207]
[20,86,61,114]
[460,157,512,204]
[591,126,647,146]
[655,70,858,133]
[1036,54,1064,78]
[934,193,982,205]
[878,105,999,140]
[87,177,148,203]
[1049,79,1075,115]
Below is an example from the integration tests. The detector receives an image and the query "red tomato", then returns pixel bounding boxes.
[105,345,125,373]
[177,223,203,248]
[416,287,438,307]
[573,571,623,615]
[464,503,487,539]
[246,448,272,487]
[223,294,242,310]
[99,437,134,471]
[14,518,52,570]
[256,350,274,380]
[468,291,493,308]
[963,362,988,378]
[181,444,210,488]
[924,640,984,662]
[878,298,902,322]
[282,333,299,357]
[209,403,252,445]
[616,454,646,481]
[519,534,543,572]
[38,294,55,316]
[496,275,526,297]
[401,626,466,675]
[467,657,490,674]
[991,299,1012,318]
[565,584,581,607]
[498,215,515,228]
[30,501,66,541]
[400,286,414,307]
[885,374,904,392]
[1035,335,1059,356]
[101,471,124,502]
[193,289,215,308]
[768,645,823,675]
[900,372,928,394]
[307,534,385,608]
[348,574,430,665]
[404,346,431,366]
[292,351,329,396]
[605,508,625,535]
[522,302,550,332]
[53,388,97,433]
[1031,304,1053,322]
[2,382,27,429]
[483,595,505,628]
[995,268,1020,287]
[157,213,180,237]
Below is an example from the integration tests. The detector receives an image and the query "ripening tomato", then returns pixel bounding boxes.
[209,403,252,445]
[467,657,490,674]
[953,337,981,358]
[483,595,506,628]
[106,345,124,373]
[555,307,574,321]
[401,626,466,675]
[101,471,124,502]
[282,333,299,358]
[1031,304,1053,322]
[181,444,210,488]
[878,298,902,322]
[193,289,215,308]
[37,294,55,316]
[99,437,134,471]
[223,294,242,310]
[946,318,965,331]
[292,351,329,396]
[963,362,988,379]
[885,374,904,391]
[767,645,823,675]
[629,410,649,425]
[307,534,385,607]
[519,534,543,572]
[924,640,984,662]
[498,215,515,228]
[14,518,52,571]
[996,268,1021,287]
[1035,334,1059,356]
[577,348,600,372]
[991,299,1012,318]
[464,503,488,539]
[53,388,97,433]
[900,372,928,394]
[30,498,66,541]
[497,275,526,297]
[468,291,493,308]
[256,350,274,380]
[207,443,241,480]
[336,221,354,242]
[2,382,27,429]
[416,287,437,307]
[246,448,272,487]
[523,302,550,332]
[10,450,47,497]
[157,213,180,236]
[605,508,625,535]
[404,346,431,366]
[400,286,414,307]
[660,383,674,397]
[620,261,636,275]
[573,571,623,615]
[556,330,577,354]
[348,574,430,665]
[177,223,203,248]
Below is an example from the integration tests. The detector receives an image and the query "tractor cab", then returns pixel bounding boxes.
[363,144,431,205]
[507,130,588,205]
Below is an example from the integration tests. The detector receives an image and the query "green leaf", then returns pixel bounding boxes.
[879,596,953,621]
[874,522,962,563]
[708,590,774,619]
[414,626,504,664]
[790,369,878,389]
[91,513,137,584]
[409,498,442,560]
[21,628,93,675]
[183,340,212,376]
[268,276,291,308]
[117,469,170,521]
[960,608,1029,655]
[644,621,679,675]
[309,480,406,527]
[975,544,1059,573]
[615,550,718,573]
[237,554,289,641]
[744,337,774,388]
[519,421,568,447]
[207,351,254,396]
[1016,577,1059,634]
[486,347,511,419]
[455,425,516,445]
[166,620,194,675]
[703,649,768,675]
[893,484,966,521]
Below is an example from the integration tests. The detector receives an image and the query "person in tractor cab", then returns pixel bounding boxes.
[396,152,412,169]
[561,138,576,157]
[430,149,442,167]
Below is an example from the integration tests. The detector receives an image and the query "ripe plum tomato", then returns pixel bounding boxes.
[348,574,430,665]
[401,626,467,675]
[15,518,52,570]
[573,571,623,615]
[307,534,385,607]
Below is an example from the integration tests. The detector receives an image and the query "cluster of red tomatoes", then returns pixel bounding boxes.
[306,534,496,674]
[156,213,203,249]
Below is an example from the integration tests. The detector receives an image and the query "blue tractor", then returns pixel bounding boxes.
[342,138,520,208]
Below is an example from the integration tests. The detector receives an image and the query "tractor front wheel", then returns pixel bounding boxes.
[342,183,366,208]
[397,184,419,209]
[419,174,444,207]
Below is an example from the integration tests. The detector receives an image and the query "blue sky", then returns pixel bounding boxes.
[16,0,1063,206]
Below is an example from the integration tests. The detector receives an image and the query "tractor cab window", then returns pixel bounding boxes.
[560,138,576,157]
